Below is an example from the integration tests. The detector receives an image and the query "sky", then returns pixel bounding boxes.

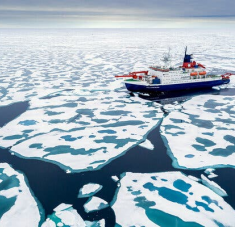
[0,0,235,28]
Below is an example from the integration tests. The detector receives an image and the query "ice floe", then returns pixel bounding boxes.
[112,171,235,227]
[42,203,105,227]
[161,94,235,169]
[204,168,218,179]
[139,139,154,150]
[53,203,73,213]
[78,183,103,198]
[84,196,109,213]
[0,163,42,227]
[0,89,163,172]
[201,174,227,197]
[42,203,86,227]
[208,173,218,179]
[204,168,215,175]
[111,175,119,182]
[187,175,200,182]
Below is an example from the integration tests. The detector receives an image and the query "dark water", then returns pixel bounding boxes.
[0,102,29,128]
[0,91,235,226]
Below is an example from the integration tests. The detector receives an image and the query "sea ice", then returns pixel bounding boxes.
[53,203,72,213]
[0,163,42,227]
[78,183,103,198]
[0,28,235,226]
[0,89,163,172]
[213,86,220,90]
[0,29,169,173]
[163,104,182,112]
[187,175,200,182]
[161,94,235,169]
[42,204,86,227]
[1,29,234,175]
[111,176,119,182]
[139,139,154,150]
[0,28,172,174]
[208,173,218,179]
[227,75,235,88]
[201,174,227,197]
[84,196,109,213]
[204,168,215,175]
[112,171,235,227]
[85,219,105,227]
[42,203,106,227]
[204,168,218,179]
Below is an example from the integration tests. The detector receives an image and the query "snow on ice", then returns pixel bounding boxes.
[0,163,42,227]
[84,196,109,213]
[1,29,235,226]
[78,183,103,198]
[139,139,154,150]
[112,172,235,227]
[204,168,218,179]
[0,87,162,172]
[201,174,227,197]
[42,203,105,227]
[0,29,235,173]
[42,203,86,227]
[111,175,119,182]
[161,94,235,169]
[0,30,168,172]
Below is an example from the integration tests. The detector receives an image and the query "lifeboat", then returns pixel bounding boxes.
[190,72,198,76]
[199,71,206,75]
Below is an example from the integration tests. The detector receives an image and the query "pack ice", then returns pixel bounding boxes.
[0,89,162,172]
[112,172,235,227]
[161,94,235,169]
[42,203,105,227]
[0,163,42,227]
[0,30,166,173]
[42,203,86,227]
[1,29,234,173]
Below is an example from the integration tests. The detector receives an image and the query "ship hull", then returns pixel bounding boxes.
[125,79,230,93]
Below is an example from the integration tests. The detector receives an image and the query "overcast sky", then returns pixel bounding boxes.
[0,0,235,28]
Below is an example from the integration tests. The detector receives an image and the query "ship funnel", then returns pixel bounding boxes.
[183,46,192,63]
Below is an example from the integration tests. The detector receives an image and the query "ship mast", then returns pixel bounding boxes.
[183,46,188,65]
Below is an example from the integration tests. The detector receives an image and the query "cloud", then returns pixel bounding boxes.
[0,0,234,27]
